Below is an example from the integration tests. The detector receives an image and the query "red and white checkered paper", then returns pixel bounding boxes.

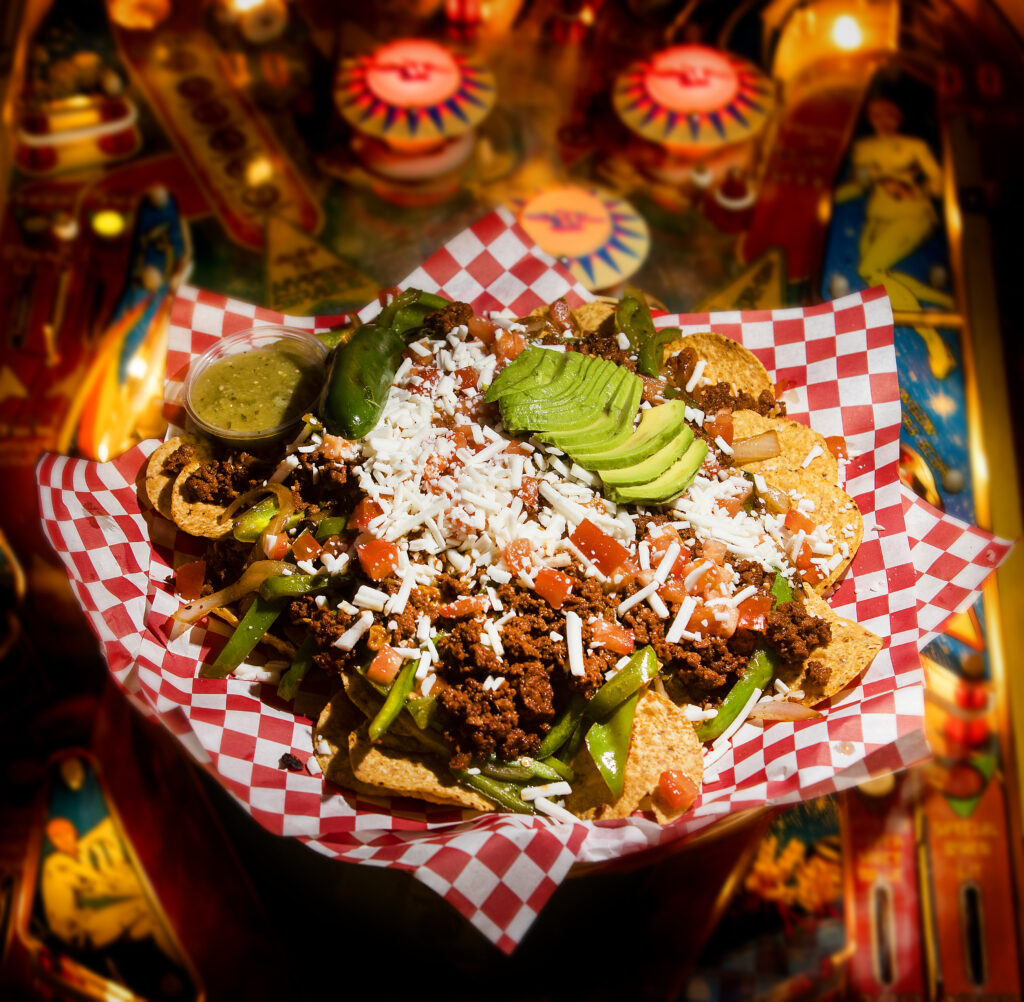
[36,208,1013,952]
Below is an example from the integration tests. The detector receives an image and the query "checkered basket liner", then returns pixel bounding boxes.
[36,207,1013,952]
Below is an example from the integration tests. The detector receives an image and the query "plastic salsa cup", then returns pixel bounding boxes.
[183,325,329,450]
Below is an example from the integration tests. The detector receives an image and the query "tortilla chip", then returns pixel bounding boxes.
[761,466,864,595]
[348,726,493,811]
[573,300,617,335]
[732,410,840,486]
[565,689,703,823]
[780,586,884,704]
[314,691,389,796]
[169,460,233,539]
[664,332,773,398]
[339,670,436,751]
[145,436,213,520]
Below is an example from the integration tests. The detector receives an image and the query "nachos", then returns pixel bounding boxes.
[149,288,881,824]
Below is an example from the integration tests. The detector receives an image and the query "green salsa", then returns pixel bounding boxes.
[189,346,322,433]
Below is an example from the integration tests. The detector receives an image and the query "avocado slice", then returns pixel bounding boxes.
[541,368,632,451]
[500,351,588,411]
[606,438,709,505]
[544,370,643,455]
[570,399,689,469]
[599,425,695,487]
[485,347,565,403]
[501,353,607,431]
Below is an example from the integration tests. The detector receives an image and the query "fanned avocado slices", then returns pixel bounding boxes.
[487,349,705,504]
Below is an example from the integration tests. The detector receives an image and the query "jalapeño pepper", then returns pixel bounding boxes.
[321,288,450,439]
[616,285,681,377]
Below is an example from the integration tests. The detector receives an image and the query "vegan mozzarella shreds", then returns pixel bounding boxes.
[284,322,850,617]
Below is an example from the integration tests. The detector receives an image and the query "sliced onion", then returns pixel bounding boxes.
[219,482,294,525]
[731,430,781,465]
[757,483,791,515]
[747,700,823,722]
[173,559,292,624]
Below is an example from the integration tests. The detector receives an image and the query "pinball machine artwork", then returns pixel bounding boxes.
[1,0,1023,998]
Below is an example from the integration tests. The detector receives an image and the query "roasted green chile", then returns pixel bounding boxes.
[321,288,450,439]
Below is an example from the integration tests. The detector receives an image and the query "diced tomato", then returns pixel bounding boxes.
[449,424,475,451]
[773,377,792,399]
[705,407,734,446]
[658,576,689,605]
[689,600,738,639]
[503,441,532,456]
[262,533,290,560]
[535,567,574,609]
[715,496,745,517]
[825,435,849,461]
[407,365,441,395]
[736,593,773,631]
[784,508,817,535]
[514,476,539,511]
[175,559,206,601]
[608,556,641,591]
[702,539,728,565]
[591,618,634,656]
[350,497,384,532]
[794,541,824,584]
[437,595,489,619]
[366,645,403,686]
[675,558,713,595]
[321,434,355,460]
[503,538,533,575]
[291,529,322,563]
[454,366,479,391]
[320,535,347,558]
[467,316,497,345]
[570,518,630,575]
[657,770,699,811]
[495,330,527,364]
[357,539,399,581]
[648,525,681,557]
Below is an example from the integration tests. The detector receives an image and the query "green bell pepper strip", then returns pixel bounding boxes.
[538,756,576,783]
[453,770,537,815]
[321,289,450,439]
[481,757,566,783]
[695,647,775,742]
[404,693,438,731]
[277,633,316,701]
[200,595,287,679]
[314,516,348,541]
[259,572,332,601]
[367,660,418,741]
[232,497,301,542]
[616,286,682,377]
[583,645,659,721]
[771,571,795,606]
[536,694,586,759]
[584,690,641,800]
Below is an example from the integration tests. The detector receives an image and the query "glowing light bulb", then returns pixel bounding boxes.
[91,210,127,238]
[832,15,862,50]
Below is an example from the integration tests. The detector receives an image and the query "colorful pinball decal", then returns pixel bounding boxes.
[14,0,141,177]
[334,39,496,146]
[59,187,190,461]
[613,44,775,152]
[16,753,199,1001]
[515,185,649,291]
[688,798,848,998]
